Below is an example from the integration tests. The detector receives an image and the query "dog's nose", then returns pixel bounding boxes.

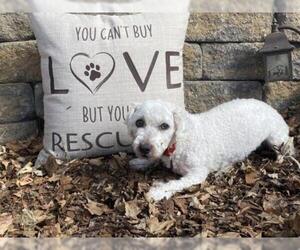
[139,144,152,155]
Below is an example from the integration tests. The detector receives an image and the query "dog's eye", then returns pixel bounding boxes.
[136,119,145,128]
[160,123,170,130]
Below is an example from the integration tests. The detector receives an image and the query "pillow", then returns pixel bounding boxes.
[29,1,190,164]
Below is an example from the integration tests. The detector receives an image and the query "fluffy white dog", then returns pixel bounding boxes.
[126,99,295,201]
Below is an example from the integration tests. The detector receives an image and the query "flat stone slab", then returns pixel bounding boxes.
[0,41,41,83]
[201,43,264,80]
[0,13,34,42]
[0,83,35,123]
[276,13,300,43]
[184,81,262,113]
[34,83,44,119]
[186,13,272,42]
[183,43,202,80]
[263,81,300,111]
[0,120,38,144]
[293,47,300,80]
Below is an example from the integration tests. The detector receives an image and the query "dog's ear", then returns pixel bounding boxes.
[173,107,186,139]
[165,102,187,140]
[125,102,140,125]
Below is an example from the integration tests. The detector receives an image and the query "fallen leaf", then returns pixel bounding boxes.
[13,190,23,198]
[21,209,51,227]
[1,160,10,169]
[267,173,278,179]
[60,176,73,191]
[125,200,141,219]
[33,169,45,177]
[173,198,188,214]
[0,213,13,236]
[17,162,33,176]
[11,159,22,169]
[134,219,147,230]
[263,194,282,214]
[148,203,160,217]
[245,170,259,185]
[291,212,300,235]
[199,193,211,204]
[88,158,104,167]
[162,199,175,216]
[146,217,175,235]
[48,174,61,183]
[84,199,111,216]
[190,197,205,210]
[44,156,60,177]
[17,175,33,186]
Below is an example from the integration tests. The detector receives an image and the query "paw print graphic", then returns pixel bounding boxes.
[84,63,101,81]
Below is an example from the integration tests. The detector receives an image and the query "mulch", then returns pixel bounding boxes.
[0,104,299,237]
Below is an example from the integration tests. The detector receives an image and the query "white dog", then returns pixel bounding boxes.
[126,99,294,201]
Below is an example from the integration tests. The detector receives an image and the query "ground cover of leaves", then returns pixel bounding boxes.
[0,105,299,237]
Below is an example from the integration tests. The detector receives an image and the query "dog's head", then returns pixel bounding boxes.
[126,100,186,160]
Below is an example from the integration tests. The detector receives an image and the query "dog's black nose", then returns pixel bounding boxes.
[139,144,151,155]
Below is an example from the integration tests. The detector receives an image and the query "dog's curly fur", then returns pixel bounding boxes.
[126,99,295,201]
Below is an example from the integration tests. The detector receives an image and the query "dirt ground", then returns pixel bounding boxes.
[0,104,299,237]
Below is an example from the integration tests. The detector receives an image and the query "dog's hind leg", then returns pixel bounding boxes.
[266,128,295,162]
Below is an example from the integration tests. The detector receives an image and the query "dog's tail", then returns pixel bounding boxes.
[281,137,296,156]
[275,137,299,168]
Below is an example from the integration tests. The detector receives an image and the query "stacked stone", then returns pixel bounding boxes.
[183,13,300,112]
[0,13,299,143]
[0,13,40,144]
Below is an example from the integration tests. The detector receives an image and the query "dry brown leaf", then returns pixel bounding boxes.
[146,217,175,235]
[245,170,259,185]
[44,156,60,176]
[60,176,73,191]
[13,190,23,198]
[1,159,10,169]
[173,198,188,214]
[204,186,216,195]
[199,193,211,205]
[48,174,61,182]
[6,141,27,152]
[291,212,300,235]
[125,200,141,219]
[88,158,103,167]
[84,199,111,216]
[138,182,149,193]
[134,219,147,230]
[0,213,13,236]
[16,175,33,186]
[190,197,205,210]
[162,199,175,216]
[11,159,22,169]
[20,209,52,227]
[17,162,33,176]
[263,194,281,214]
[148,203,160,217]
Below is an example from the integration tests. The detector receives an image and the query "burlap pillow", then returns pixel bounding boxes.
[29,1,190,164]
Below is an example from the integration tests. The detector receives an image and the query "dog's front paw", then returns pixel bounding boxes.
[146,185,174,202]
[129,158,153,171]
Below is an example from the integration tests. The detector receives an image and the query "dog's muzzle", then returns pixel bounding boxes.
[138,143,152,157]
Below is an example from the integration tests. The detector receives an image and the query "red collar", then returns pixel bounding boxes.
[163,143,176,157]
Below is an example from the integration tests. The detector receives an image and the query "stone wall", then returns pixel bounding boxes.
[0,13,300,143]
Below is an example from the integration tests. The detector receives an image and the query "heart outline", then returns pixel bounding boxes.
[70,52,116,95]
